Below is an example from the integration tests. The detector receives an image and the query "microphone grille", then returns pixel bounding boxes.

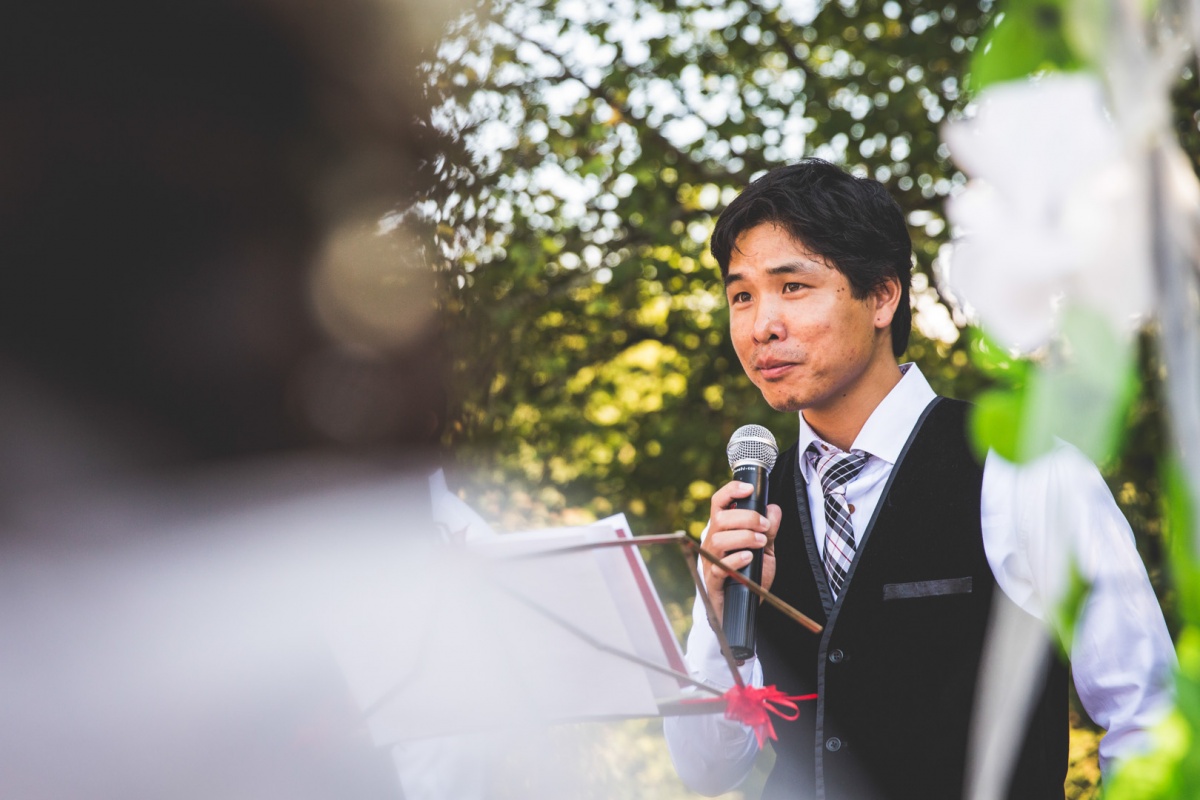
[727,424,779,472]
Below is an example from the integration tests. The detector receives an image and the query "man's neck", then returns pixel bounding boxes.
[802,360,903,451]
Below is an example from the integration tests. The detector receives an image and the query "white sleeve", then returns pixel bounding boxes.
[982,444,1176,772]
[663,580,762,796]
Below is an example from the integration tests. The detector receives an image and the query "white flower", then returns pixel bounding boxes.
[941,74,1152,353]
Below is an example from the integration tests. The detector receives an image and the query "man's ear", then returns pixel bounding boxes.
[872,275,902,331]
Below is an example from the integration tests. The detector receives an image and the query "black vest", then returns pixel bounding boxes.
[756,397,1068,800]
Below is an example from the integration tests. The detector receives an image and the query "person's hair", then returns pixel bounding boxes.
[710,159,913,357]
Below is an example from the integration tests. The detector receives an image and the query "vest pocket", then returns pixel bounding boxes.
[882,576,973,600]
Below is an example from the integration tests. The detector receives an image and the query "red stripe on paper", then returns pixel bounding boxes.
[614,525,689,678]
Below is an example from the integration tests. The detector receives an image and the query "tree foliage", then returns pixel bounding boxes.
[424,0,995,540]
[414,1,1200,792]
[418,0,1192,634]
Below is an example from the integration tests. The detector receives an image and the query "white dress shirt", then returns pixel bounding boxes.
[665,364,1176,794]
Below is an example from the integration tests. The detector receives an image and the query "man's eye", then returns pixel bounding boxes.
[783,282,804,293]
[730,291,751,304]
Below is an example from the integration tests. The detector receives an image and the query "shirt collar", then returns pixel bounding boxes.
[796,363,937,468]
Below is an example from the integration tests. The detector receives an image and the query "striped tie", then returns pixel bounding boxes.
[806,442,869,598]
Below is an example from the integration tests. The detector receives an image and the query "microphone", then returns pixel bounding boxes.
[722,424,779,661]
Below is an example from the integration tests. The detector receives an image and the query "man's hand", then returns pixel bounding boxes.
[701,481,782,624]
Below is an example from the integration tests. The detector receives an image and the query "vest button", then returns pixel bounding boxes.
[826,737,842,752]
[828,649,844,663]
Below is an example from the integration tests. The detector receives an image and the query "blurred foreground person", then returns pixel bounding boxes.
[0,2,476,797]
[664,161,1176,800]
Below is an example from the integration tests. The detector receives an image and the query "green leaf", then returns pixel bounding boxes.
[969,386,1026,462]
[967,0,1086,93]
[1020,307,1139,464]
[1049,561,1091,657]
[968,309,1137,464]
[966,326,1030,387]
[1103,708,1189,800]
[1105,463,1200,799]
[1062,0,1110,67]
[1165,459,1200,626]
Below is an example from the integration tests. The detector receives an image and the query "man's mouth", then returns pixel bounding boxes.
[756,360,798,380]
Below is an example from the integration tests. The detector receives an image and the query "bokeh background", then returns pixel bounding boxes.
[422,3,1200,795]
[5,0,1197,797]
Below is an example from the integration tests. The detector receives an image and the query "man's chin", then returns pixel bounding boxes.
[764,394,805,414]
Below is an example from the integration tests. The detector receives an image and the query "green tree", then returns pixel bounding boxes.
[418,0,1191,634]
[415,0,1200,794]
[425,0,994,546]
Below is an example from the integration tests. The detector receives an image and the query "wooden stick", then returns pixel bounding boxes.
[494,530,822,635]
[502,532,689,560]
[682,538,823,635]
[501,586,725,697]
[683,550,745,688]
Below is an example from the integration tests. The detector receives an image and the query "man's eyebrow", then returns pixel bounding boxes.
[776,262,821,276]
[724,261,821,287]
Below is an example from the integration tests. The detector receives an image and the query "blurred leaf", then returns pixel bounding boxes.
[968,0,1084,92]
[1165,459,1200,625]
[1022,306,1139,464]
[1103,708,1189,800]
[1062,0,1109,66]
[971,307,1138,464]
[1050,562,1091,658]
[1105,463,1200,798]
[969,386,1026,462]
[967,326,1030,387]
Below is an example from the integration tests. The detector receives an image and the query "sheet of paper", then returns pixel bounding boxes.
[591,514,688,700]
[324,520,684,743]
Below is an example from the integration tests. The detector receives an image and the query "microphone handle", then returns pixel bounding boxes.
[722,463,767,661]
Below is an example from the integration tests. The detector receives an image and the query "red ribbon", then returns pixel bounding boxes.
[686,685,817,748]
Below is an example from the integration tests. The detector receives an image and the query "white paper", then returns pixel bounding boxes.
[325,519,687,743]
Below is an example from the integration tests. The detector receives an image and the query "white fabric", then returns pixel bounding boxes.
[665,364,1176,793]
[390,470,498,800]
[429,468,497,544]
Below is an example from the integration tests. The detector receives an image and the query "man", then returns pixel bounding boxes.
[663,160,1175,799]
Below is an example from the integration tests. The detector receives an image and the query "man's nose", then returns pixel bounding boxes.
[752,300,786,343]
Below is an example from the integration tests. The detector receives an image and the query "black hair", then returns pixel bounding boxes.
[710,159,913,357]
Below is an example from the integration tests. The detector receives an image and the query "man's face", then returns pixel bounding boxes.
[724,222,894,415]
